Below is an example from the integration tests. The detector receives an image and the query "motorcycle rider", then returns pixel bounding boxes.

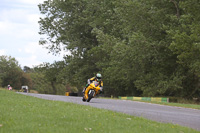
[7,85,12,90]
[82,73,103,97]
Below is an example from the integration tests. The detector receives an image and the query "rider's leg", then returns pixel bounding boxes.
[95,86,101,94]
[84,86,91,100]
[82,87,86,93]
[82,84,89,93]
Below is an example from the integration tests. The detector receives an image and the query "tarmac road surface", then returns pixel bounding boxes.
[18,93,200,131]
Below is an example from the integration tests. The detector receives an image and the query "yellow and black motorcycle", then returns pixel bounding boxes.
[82,81,101,102]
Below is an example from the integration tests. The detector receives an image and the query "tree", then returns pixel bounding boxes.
[38,0,200,98]
[0,55,32,89]
[34,61,67,94]
[167,0,200,98]
[23,66,33,73]
[0,55,22,89]
[30,72,52,94]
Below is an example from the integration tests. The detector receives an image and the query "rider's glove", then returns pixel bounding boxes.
[87,79,91,85]
[86,84,89,87]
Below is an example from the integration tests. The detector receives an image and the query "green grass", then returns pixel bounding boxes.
[141,101,200,110]
[101,97,200,110]
[0,89,199,133]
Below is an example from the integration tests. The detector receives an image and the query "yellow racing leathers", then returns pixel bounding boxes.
[84,77,103,100]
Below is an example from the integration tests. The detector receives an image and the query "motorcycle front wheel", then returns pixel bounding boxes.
[87,97,92,102]
[82,97,86,102]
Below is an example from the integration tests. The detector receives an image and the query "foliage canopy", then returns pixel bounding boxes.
[37,0,200,98]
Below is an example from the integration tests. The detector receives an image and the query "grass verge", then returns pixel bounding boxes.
[141,101,200,110]
[101,97,200,110]
[0,89,199,133]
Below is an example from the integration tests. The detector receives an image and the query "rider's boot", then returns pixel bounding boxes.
[82,87,86,94]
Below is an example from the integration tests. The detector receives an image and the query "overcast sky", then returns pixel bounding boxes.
[0,0,65,68]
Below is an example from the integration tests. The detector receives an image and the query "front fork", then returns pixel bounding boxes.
[84,87,98,100]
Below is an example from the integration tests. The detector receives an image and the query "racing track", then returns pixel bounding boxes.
[18,93,200,131]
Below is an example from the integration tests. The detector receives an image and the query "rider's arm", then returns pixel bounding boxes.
[100,81,103,87]
[89,77,95,83]
[87,77,95,86]
[100,81,103,91]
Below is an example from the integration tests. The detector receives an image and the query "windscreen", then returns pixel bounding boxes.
[93,81,99,87]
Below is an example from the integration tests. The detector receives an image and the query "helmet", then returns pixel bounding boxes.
[96,73,102,82]
[8,85,10,87]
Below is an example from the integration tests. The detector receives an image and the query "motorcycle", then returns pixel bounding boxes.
[82,81,100,102]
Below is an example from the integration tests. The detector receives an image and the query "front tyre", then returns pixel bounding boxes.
[82,97,86,102]
[87,90,95,102]
[87,97,92,102]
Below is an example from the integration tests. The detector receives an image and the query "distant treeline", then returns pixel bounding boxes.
[0,55,77,95]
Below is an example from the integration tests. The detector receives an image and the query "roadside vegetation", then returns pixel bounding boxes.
[101,97,200,110]
[0,89,199,133]
[132,100,200,110]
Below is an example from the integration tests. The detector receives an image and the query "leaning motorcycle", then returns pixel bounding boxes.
[82,81,100,102]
